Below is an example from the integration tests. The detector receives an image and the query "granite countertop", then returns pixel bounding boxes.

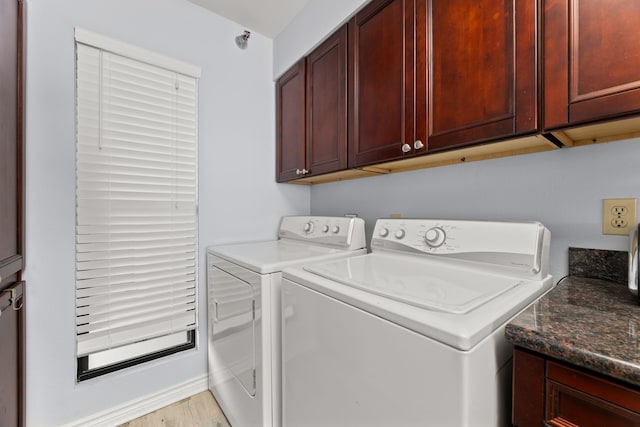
[505,275,640,386]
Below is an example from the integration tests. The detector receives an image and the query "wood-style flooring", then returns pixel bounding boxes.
[119,391,231,427]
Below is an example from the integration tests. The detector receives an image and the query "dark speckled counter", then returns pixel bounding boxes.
[505,275,640,386]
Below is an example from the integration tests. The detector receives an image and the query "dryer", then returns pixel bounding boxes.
[207,216,366,427]
[281,218,553,427]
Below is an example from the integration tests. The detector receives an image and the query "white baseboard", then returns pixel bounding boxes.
[64,374,209,427]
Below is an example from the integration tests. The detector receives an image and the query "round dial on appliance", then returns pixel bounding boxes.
[424,227,446,247]
[394,229,406,239]
[322,225,330,233]
[332,226,340,234]
[379,228,389,237]
[304,222,314,233]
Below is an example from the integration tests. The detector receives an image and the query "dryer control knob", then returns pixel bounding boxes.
[424,227,446,247]
[379,228,389,237]
[394,229,406,239]
[322,225,330,233]
[304,222,314,233]
[332,226,340,234]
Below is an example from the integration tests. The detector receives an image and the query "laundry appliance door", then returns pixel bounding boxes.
[209,265,257,396]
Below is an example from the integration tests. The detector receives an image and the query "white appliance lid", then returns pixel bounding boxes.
[303,253,522,314]
[209,240,355,274]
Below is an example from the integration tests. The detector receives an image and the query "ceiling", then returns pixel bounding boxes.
[187,0,310,38]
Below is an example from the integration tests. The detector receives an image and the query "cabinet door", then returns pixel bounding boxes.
[348,0,416,168]
[0,0,24,425]
[426,0,538,151]
[306,25,348,177]
[276,59,306,182]
[544,0,640,129]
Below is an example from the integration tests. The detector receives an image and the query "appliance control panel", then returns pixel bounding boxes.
[371,218,550,278]
[279,216,366,250]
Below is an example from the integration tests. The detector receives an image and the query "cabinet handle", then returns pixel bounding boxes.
[0,281,25,317]
[401,143,412,153]
[414,140,424,150]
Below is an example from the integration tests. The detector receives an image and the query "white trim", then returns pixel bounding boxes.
[62,374,208,427]
[74,27,201,77]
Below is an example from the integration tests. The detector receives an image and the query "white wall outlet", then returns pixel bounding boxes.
[603,198,637,235]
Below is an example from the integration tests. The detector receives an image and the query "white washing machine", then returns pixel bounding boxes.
[281,218,553,427]
[207,216,366,427]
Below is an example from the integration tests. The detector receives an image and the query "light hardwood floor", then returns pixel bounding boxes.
[119,391,231,427]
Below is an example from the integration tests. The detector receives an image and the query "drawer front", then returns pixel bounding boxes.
[546,362,640,427]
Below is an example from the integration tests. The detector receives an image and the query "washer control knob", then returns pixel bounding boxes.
[424,227,446,247]
[304,222,314,233]
[379,228,389,237]
[322,225,330,233]
[332,226,340,234]
[394,229,406,239]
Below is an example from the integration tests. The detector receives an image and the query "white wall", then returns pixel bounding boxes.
[310,139,640,281]
[24,0,309,425]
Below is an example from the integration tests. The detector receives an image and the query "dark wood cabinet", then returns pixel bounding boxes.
[277,0,640,184]
[276,26,348,182]
[0,0,24,425]
[544,0,640,129]
[513,348,640,427]
[347,0,539,167]
[306,25,348,176]
[425,0,539,150]
[276,59,306,182]
[348,0,418,168]
[512,348,545,427]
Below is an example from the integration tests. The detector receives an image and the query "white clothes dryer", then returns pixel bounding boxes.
[281,218,553,427]
[207,216,366,427]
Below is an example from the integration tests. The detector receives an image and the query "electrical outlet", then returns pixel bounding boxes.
[603,198,637,235]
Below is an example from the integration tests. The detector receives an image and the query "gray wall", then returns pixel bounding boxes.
[310,139,640,281]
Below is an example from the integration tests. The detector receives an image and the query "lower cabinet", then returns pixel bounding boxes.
[513,348,640,427]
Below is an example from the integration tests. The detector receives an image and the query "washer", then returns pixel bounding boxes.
[207,216,366,427]
[281,218,553,427]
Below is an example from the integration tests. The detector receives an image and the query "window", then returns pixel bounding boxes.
[74,29,200,380]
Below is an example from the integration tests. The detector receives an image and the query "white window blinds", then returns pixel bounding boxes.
[75,30,199,378]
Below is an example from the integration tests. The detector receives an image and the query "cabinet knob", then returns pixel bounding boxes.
[414,140,424,150]
[295,168,309,175]
[401,143,412,153]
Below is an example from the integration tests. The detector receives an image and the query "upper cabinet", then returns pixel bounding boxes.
[544,0,640,129]
[276,59,306,182]
[425,0,539,150]
[306,26,348,176]
[277,0,640,184]
[276,26,348,182]
[348,0,420,168]
[347,0,540,168]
